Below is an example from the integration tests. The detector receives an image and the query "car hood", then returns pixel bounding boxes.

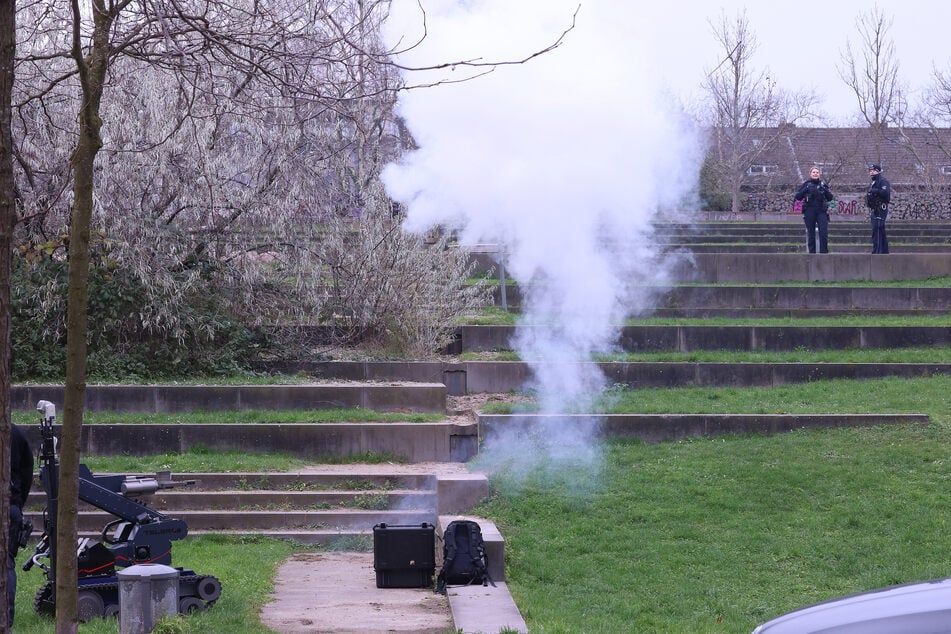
[753,577,951,634]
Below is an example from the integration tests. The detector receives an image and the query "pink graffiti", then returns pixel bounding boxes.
[834,198,860,216]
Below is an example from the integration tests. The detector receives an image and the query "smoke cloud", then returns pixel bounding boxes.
[382,1,704,483]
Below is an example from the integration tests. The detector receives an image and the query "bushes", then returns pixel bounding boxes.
[11,254,267,381]
[310,183,491,357]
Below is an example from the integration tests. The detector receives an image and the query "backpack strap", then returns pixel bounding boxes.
[435,522,458,594]
[464,522,496,587]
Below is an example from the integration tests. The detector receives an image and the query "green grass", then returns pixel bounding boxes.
[10,407,442,425]
[624,315,951,326]
[12,375,951,632]
[476,420,951,633]
[600,346,951,364]
[13,535,314,633]
[474,375,951,631]
[481,374,951,417]
[78,449,406,473]
[81,448,313,473]
[14,374,317,386]
[463,345,951,363]
[473,275,951,288]
[597,375,951,416]
[462,310,951,327]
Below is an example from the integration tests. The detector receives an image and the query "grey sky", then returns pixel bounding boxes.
[647,1,947,124]
[388,1,948,126]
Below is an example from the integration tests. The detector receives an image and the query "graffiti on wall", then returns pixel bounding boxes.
[741,191,951,219]
[835,197,861,216]
[787,197,860,215]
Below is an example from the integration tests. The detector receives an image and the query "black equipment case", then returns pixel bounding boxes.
[373,522,436,588]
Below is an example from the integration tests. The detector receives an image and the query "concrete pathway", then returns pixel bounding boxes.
[259,461,529,634]
[260,552,452,634]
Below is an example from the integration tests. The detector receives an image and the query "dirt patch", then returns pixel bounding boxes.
[447,392,534,415]
[260,552,451,634]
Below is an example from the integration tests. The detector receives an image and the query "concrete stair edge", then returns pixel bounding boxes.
[437,514,528,634]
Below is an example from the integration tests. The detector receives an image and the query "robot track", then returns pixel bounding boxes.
[33,572,222,621]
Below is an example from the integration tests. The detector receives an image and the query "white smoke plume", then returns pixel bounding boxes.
[383,1,704,481]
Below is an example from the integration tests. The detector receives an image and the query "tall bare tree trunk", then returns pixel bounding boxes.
[0,0,15,625]
[54,1,113,630]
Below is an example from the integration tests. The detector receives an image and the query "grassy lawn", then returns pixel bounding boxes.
[476,420,951,633]
[475,375,951,632]
[462,309,951,327]
[13,536,312,634]
[9,407,442,426]
[482,374,951,416]
[10,375,951,632]
[462,345,951,363]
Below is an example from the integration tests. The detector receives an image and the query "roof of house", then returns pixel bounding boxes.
[733,126,951,191]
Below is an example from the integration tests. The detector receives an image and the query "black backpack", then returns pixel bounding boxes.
[436,520,493,593]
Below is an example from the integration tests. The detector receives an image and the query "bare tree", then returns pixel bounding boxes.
[923,67,951,126]
[701,10,818,213]
[0,0,15,625]
[319,180,490,355]
[838,4,904,162]
[906,66,951,169]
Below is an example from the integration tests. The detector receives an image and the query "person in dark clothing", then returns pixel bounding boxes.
[7,424,33,629]
[794,166,835,253]
[866,164,891,254]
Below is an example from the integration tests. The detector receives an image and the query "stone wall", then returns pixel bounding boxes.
[743,190,951,220]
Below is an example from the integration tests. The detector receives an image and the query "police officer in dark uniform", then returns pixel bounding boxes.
[7,424,33,629]
[794,166,835,253]
[866,164,891,254]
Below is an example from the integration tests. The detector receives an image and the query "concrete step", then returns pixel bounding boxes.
[636,307,951,317]
[26,489,438,512]
[456,324,951,354]
[436,515,527,634]
[467,250,951,279]
[9,382,446,414]
[19,420,480,463]
[666,243,951,253]
[22,509,437,532]
[479,412,930,444]
[654,220,951,233]
[187,529,374,546]
[272,360,951,394]
[489,284,951,312]
[654,230,951,240]
[143,471,437,489]
[22,469,490,545]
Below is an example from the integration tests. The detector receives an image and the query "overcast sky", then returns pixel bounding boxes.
[387,1,949,127]
[614,1,949,125]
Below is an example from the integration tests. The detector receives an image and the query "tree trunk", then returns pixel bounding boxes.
[55,135,95,632]
[0,0,16,626]
[55,2,111,630]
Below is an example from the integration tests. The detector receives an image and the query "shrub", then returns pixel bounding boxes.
[10,251,267,381]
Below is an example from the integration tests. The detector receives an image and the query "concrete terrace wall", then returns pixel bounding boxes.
[455,325,951,353]
[744,191,951,220]
[677,253,951,283]
[466,247,951,278]
[284,360,951,394]
[489,284,951,314]
[479,413,930,444]
[10,383,447,414]
[21,422,479,463]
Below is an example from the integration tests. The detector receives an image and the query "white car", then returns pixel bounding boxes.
[753,577,951,633]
